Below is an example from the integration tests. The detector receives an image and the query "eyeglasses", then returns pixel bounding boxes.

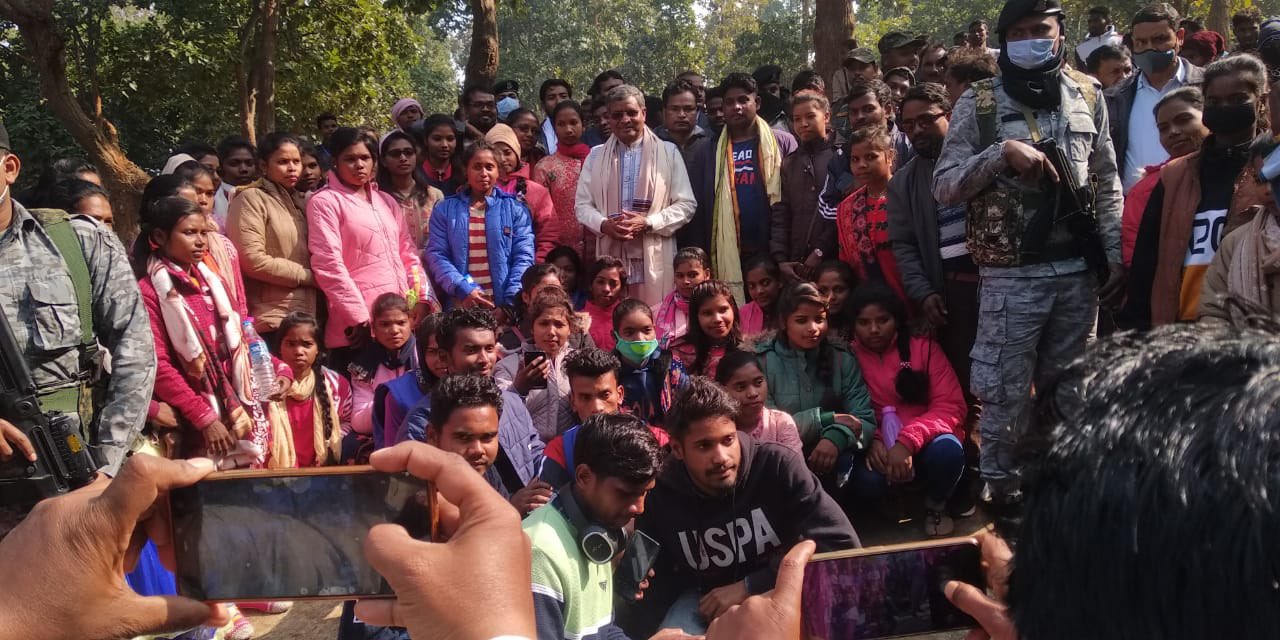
[385,148,416,159]
[899,110,946,132]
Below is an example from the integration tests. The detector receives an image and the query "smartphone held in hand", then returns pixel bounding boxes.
[801,537,985,639]
[169,466,436,602]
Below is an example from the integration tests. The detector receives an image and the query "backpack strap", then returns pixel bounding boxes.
[30,209,94,348]
[971,78,999,150]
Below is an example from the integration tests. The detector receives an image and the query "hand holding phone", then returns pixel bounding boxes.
[614,530,661,601]
[517,349,550,392]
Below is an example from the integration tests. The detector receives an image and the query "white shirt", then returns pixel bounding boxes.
[212,181,236,232]
[1075,26,1124,63]
[1123,58,1189,192]
[541,117,559,156]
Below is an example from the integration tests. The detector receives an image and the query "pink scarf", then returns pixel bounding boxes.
[558,143,591,161]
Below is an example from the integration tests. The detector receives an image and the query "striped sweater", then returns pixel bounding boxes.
[524,502,630,640]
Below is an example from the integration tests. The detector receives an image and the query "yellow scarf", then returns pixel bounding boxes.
[711,117,782,303]
[267,368,343,468]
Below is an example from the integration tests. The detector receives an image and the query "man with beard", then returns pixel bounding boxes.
[631,378,858,636]
[887,83,979,404]
[460,83,499,142]
[932,0,1124,510]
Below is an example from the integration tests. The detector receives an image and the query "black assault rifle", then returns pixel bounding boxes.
[0,309,99,506]
[1034,138,1111,287]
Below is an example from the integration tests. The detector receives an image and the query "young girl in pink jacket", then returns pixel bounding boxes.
[847,283,967,537]
[715,350,802,454]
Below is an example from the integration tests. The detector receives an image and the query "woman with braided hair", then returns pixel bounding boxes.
[270,311,353,467]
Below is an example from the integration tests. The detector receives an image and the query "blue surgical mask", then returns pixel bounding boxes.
[497,96,520,121]
[614,332,659,364]
[1005,38,1057,70]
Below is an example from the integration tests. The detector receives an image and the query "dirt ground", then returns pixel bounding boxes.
[254,499,989,639]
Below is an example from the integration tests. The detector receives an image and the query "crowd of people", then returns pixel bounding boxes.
[5,0,1280,638]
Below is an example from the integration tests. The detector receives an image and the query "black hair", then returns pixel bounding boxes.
[415,312,445,393]
[713,349,764,386]
[539,78,573,103]
[328,127,379,164]
[421,114,457,142]
[546,245,586,294]
[706,86,724,101]
[316,112,338,127]
[752,64,783,86]
[172,160,216,187]
[1153,86,1205,117]
[563,347,621,384]
[1010,322,1280,639]
[139,174,192,222]
[1131,3,1181,30]
[589,69,625,98]
[902,82,952,112]
[371,292,411,321]
[945,47,998,85]
[174,141,217,161]
[437,307,498,353]
[460,139,497,171]
[813,260,858,336]
[21,158,99,208]
[742,254,782,317]
[572,412,662,485]
[661,79,699,107]
[1205,54,1268,98]
[428,374,503,430]
[775,280,838,386]
[848,284,929,405]
[968,19,987,30]
[612,298,654,331]
[586,255,627,293]
[1232,6,1263,26]
[883,66,916,85]
[845,78,893,111]
[258,131,302,162]
[1085,44,1131,74]
[1088,5,1110,17]
[791,69,825,94]
[216,135,256,161]
[672,246,710,271]
[376,130,431,194]
[506,107,539,127]
[551,100,586,124]
[461,83,496,107]
[277,311,339,463]
[719,72,758,97]
[527,285,574,326]
[681,281,742,376]
[665,376,739,440]
[132,196,204,278]
[50,179,109,215]
[522,263,561,295]
[298,140,327,170]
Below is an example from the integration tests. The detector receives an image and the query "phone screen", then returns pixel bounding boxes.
[170,468,433,602]
[614,530,660,596]
[801,539,984,640]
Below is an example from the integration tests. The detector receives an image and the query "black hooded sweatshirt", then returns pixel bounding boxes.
[635,433,860,599]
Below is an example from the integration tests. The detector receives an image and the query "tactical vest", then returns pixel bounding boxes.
[29,209,99,429]
[965,70,1098,267]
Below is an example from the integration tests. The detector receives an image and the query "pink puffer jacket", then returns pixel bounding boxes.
[307,173,429,348]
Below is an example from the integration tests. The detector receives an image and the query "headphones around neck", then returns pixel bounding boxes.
[555,488,623,565]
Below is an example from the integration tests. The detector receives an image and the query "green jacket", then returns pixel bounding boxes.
[754,335,877,452]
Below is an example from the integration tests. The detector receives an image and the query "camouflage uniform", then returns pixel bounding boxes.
[0,200,156,475]
[931,72,1122,496]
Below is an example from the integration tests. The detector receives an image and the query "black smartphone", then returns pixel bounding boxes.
[522,348,548,389]
[801,537,985,640]
[170,466,435,602]
[614,530,661,597]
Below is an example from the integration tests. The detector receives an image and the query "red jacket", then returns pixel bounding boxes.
[499,164,560,262]
[1122,163,1165,267]
[851,335,965,454]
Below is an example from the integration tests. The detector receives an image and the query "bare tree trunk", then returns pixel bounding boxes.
[1208,0,1230,44]
[237,1,263,144]
[0,0,149,242]
[813,0,854,91]
[254,0,280,138]
[465,0,499,88]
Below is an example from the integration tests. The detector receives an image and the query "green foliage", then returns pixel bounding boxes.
[702,0,813,85]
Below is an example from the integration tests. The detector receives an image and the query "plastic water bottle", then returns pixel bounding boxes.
[243,319,276,403]
[880,406,903,450]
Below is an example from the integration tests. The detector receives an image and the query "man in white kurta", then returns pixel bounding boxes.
[576,84,697,307]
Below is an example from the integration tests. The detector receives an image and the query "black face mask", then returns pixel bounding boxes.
[1202,102,1257,136]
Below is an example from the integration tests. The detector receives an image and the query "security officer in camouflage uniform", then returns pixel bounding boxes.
[931,0,1125,507]
[0,121,155,482]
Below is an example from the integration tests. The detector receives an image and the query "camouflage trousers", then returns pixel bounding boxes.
[969,272,1095,493]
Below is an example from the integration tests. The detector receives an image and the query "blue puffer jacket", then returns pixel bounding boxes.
[425,187,535,308]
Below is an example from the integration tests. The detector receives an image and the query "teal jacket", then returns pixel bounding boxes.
[754,335,877,452]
